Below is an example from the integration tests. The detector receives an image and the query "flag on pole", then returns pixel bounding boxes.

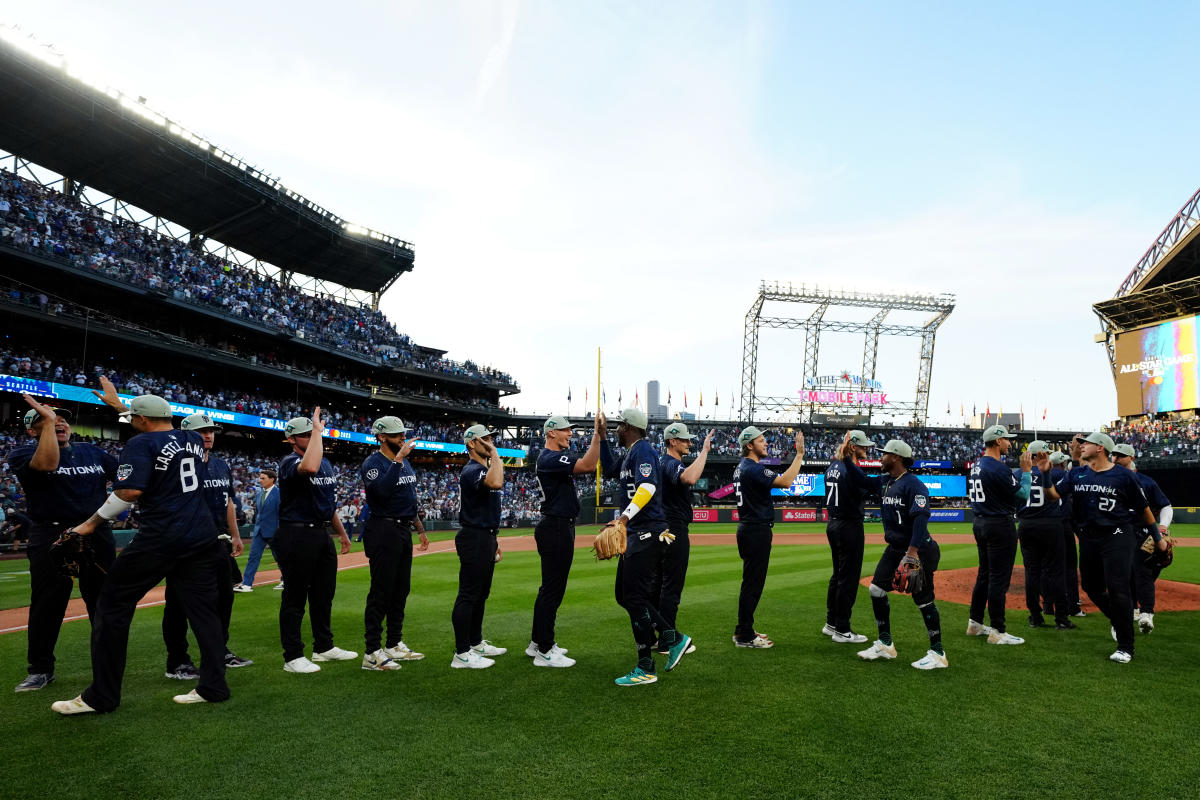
[619,389,622,404]
[986,402,990,417]
[567,387,572,402]
[585,387,588,406]
[668,388,672,404]
[1042,406,1047,421]
[715,389,719,406]
[602,388,607,404]
[947,401,951,415]
[635,389,640,408]
[700,390,704,408]
[684,391,688,408]
[960,401,964,416]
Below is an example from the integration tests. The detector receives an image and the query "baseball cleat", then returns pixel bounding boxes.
[911,650,949,670]
[966,619,995,637]
[665,634,693,672]
[831,630,869,644]
[532,649,576,668]
[987,631,1025,646]
[15,673,54,692]
[51,695,96,715]
[224,653,253,668]
[232,583,253,593]
[274,582,285,591]
[1138,613,1155,634]
[1109,649,1133,664]
[614,667,657,687]
[1070,609,1087,618]
[857,641,897,661]
[821,623,838,637]
[451,651,494,669]
[384,642,425,661]
[470,640,506,657]
[525,642,570,657]
[165,664,200,680]
[1055,620,1078,630]
[312,647,358,662]
[283,657,321,674]
[172,689,208,704]
[362,650,402,671]
[732,634,774,649]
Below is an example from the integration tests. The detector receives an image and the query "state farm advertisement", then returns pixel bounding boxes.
[780,508,829,522]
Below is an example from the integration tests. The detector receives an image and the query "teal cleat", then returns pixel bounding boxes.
[614,667,658,687]
[665,634,693,672]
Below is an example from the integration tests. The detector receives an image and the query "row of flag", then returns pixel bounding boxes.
[566,387,727,409]
[946,401,1048,422]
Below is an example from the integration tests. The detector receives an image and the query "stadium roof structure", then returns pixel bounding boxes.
[1112,185,1200,298]
[0,30,414,296]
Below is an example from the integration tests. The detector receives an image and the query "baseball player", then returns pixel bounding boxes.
[359,416,429,671]
[1017,441,1074,630]
[527,413,606,668]
[1043,433,1163,663]
[275,409,356,674]
[822,430,883,644]
[52,391,230,713]
[11,394,117,693]
[966,424,1031,645]
[857,439,947,670]
[597,408,693,686]
[160,413,252,681]
[1047,451,1085,617]
[451,424,506,669]
[1111,444,1172,633]
[731,425,805,648]
[652,421,712,654]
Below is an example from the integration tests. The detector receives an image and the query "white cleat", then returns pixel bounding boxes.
[383,642,425,661]
[470,640,506,657]
[312,647,358,662]
[911,650,949,670]
[532,649,576,668]
[987,631,1025,645]
[820,624,838,637]
[1138,613,1155,634]
[173,689,208,704]
[1109,649,1133,664]
[362,650,402,671]
[51,695,96,715]
[451,651,494,669]
[283,657,321,674]
[857,640,897,661]
[525,642,570,657]
[831,630,869,644]
[232,583,252,593]
[966,619,995,637]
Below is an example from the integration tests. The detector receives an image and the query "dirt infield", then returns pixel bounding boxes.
[3,532,1198,632]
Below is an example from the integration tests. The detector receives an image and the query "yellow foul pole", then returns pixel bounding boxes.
[595,347,602,506]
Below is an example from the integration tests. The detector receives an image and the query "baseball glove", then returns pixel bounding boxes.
[592,518,628,560]
[1141,533,1174,569]
[48,530,101,578]
[893,554,925,595]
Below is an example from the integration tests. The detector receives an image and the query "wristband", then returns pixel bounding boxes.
[97,493,134,521]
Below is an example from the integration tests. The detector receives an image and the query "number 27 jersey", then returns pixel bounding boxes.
[113,429,216,545]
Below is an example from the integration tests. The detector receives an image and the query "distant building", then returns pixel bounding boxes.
[647,380,669,419]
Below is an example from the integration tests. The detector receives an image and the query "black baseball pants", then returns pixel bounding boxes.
[650,522,690,637]
[969,516,1019,632]
[274,523,339,662]
[363,517,415,653]
[1131,538,1162,614]
[825,517,866,633]
[1079,526,1138,654]
[24,524,115,676]
[531,516,575,654]
[1061,518,1082,614]
[734,521,773,642]
[452,527,498,654]
[1018,517,1067,624]
[81,537,229,712]
[615,543,674,664]
[162,540,237,668]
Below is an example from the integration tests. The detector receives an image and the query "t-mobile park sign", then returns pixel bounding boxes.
[800,371,887,405]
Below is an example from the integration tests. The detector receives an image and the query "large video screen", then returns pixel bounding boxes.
[1113,315,1200,417]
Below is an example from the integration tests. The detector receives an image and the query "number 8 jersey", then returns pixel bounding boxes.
[113,429,217,545]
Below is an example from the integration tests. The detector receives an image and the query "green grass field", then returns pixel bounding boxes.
[3,524,1199,799]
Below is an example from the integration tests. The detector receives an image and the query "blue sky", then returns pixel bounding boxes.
[4,1,1198,430]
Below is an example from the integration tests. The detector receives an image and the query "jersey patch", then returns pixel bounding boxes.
[116,464,133,481]
[764,469,777,479]
[639,462,653,478]
[915,495,927,508]
[366,468,380,480]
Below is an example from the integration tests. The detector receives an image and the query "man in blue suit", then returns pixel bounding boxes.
[234,468,279,592]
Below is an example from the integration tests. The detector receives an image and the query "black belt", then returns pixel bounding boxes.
[372,516,414,523]
[280,522,332,529]
[460,526,498,535]
[541,514,575,522]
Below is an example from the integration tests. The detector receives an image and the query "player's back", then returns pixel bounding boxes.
[114,429,217,546]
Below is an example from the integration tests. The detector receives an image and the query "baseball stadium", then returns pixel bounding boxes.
[2,10,1200,800]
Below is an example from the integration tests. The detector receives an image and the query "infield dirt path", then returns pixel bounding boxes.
[4,532,1197,632]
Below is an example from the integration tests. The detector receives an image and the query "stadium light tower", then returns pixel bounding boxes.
[739,282,955,425]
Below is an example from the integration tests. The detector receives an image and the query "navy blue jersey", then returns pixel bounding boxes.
[9,440,117,532]
[618,439,667,541]
[1048,467,1068,514]
[1133,472,1169,518]
[535,448,581,518]
[201,455,233,532]
[825,457,883,521]
[968,457,1023,517]
[278,452,337,524]
[1016,467,1058,520]
[113,430,215,545]
[459,460,501,529]
[360,451,419,518]
[659,453,692,527]
[735,457,776,524]
[881,471,933,549]
[1053,464,1148,530]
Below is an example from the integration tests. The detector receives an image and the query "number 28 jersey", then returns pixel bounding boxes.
[113,429,216,546]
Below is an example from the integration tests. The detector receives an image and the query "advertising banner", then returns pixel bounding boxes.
[1113,315,1200,416]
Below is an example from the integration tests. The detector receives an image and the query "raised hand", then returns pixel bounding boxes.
[21,393,57,423]
[91,375,127,413]
[311,406,324,436]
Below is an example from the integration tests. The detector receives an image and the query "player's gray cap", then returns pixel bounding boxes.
[372,416,409,435]
[664,421,696,441]
[22,406,71,428]
[1026,440,1051,455]
[129,394,173,418]
[180,413,219,431]
[1048,451,1070,465]
[543,415,574,435]
[881,439,913,459]
[613,408,648,430]
[284,417,314,437]
[463,424,498,443]
[847,430,875,448]
[1076,431,1115,452]
[738,425,766,446]
[1111,443,1136,458]
[982,424,1017,443]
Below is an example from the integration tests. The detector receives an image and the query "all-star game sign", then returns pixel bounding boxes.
[800,371,888,406]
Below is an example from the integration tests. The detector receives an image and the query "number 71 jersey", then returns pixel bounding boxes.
[113,429,217,544]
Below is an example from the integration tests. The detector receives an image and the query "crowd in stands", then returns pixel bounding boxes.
[1105,417,1200,459]
[0,169,515,387]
